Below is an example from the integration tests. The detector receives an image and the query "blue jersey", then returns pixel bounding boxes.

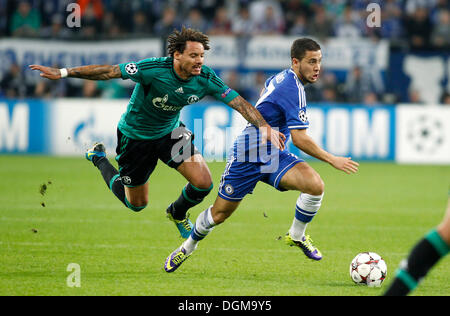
[232,68,309,163]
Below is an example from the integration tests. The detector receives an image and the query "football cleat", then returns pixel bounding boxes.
[285,233,322,261]
[85,142,106,162]
[166,204,194,239]
[164,246,190,273]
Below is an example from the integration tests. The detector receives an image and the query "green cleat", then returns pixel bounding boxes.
[85,142,106,162]
[166,204,194,239]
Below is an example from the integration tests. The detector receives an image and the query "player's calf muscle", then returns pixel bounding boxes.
[125,188,148,208]
[437,223,450,244]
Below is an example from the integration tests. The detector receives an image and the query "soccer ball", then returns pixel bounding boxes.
[350,252,387,287]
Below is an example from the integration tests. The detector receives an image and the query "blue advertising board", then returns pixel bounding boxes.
[180,102,396,162]
[0,99,50,153]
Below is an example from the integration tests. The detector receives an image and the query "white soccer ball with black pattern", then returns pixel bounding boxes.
[350,252,387,287]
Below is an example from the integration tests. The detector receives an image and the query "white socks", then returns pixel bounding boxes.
[289,193,324,241]
[183,206,216,255]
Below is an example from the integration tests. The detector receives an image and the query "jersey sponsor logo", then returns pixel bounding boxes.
[152,94,183,111]
[299,110,308,123]
[187,95,199,104]
[125,63,138,75]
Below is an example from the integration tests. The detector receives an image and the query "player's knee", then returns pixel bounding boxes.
[190,176,213,191]
[305,176,324,196]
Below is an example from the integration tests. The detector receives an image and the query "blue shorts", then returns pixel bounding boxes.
[218,151,304,201]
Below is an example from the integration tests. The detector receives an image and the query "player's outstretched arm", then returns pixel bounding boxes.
[29,64,122,81]
[291,129,359,174]
[227,95,286,150]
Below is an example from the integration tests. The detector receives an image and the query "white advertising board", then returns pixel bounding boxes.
[50,99,127,156]
[396,105,450,164]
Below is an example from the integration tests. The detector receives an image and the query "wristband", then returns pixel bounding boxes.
[60,68,68,78]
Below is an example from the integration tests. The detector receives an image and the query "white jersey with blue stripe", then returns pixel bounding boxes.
[232,68,309,163]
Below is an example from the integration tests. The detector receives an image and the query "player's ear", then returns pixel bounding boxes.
[173,51,182,60]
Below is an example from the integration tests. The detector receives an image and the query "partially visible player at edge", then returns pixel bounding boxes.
[164,38,359,273]
[29,27,285,239]
[384,195,450,296]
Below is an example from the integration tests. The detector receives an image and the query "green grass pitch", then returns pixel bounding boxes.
[0,156,449,296]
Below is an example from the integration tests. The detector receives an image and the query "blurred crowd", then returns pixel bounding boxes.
[1,0,450,104]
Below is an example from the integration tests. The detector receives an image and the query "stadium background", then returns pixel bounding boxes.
[1,0,449,162]
[0,0,449,297]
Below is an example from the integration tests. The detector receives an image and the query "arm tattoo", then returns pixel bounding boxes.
[228,96,268,128]
[68,65,121,80]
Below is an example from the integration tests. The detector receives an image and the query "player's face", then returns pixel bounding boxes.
[293,50,322,84]
[174,41,205,79]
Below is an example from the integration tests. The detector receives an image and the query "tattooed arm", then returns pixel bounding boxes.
[227,95,286,150]
[29,64,122,80]
[227,95,268,128]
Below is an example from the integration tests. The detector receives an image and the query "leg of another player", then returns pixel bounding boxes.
[87,144,147,213]
[278,162,325,240]
[164,196,240,272]
[182,196,241,255]
[437,198,450,245]
[169,154,214,220]
[384,198,450,296]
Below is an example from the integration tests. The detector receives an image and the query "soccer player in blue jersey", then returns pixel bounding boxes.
[165,38,359,272]
[29,27,285,239]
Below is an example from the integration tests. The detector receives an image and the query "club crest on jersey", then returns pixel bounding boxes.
[299,110,308,123]
[187,95,199,104]
[224,184,234,195]
[121,176,132,185]
[125,63,138,75]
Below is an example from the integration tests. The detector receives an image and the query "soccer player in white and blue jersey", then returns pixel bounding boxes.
[165,38,360,272]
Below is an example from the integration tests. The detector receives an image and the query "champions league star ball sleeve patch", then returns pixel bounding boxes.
[125,63,138,75]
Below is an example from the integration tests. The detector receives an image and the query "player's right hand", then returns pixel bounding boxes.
[260,125,286,151]
[29,65,62,80]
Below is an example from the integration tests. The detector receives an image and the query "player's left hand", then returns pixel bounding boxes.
[259,125,286,151]
[330,156,359,174]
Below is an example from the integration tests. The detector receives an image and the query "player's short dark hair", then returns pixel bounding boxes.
[291,38,321,61]
[167,26,210,57]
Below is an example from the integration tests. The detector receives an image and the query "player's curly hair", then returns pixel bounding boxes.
[291,38,321,62]
[167,26,210,57]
